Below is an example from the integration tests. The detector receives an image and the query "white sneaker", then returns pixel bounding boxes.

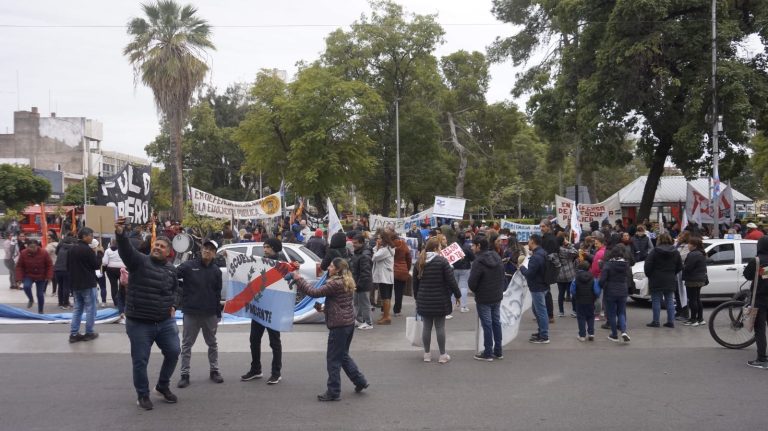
[577,336,586,342]
[557,313,565,317]
[460,307,470,313]
[423,353,432,362]
[621,332,631,343]
[357,323,373,330]
[355,320,363,327]
[438,354,451,364]
[101,302,107,308]
[445,314,454,320]
[570,312,577,318]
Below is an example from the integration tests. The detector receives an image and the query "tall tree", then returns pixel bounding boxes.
[0,164,51,210]
[490,0,768,221]
[321,0,445,215]
[124,0,215,221]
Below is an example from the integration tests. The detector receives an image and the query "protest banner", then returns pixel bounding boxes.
[499,220,541,242]
[476,262,532,351]
[305,214,328,230]
[433,196,466,219]
[685,183,735,224]
[97,164,151,225]
[369,207,436,234]
[554,195,622,230]
[439,242,466,266]
[190,187,282,220]
[223,254,298,332]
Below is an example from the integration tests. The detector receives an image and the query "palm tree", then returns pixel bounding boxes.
[124,0,215,221]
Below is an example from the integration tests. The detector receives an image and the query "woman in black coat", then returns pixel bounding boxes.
[681,236,708,326]
[321,232,350,271]
[644,233,682,328]
[413,237,461,364]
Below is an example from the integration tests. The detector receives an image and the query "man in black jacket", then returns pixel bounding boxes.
[67,227,102,343]
[116,217,181,411]
[539,220,558,322]
[521,234,551,344]
[177,239,224,388]
[468,235,505,361]
[241,237,284,385]
[351,233,374,329]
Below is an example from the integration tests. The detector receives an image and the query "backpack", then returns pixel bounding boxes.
[544,253,561,285]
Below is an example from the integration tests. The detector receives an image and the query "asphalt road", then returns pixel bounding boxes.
[1,294,766,431]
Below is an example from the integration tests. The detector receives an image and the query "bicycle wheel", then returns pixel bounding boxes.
[708,300,756,349]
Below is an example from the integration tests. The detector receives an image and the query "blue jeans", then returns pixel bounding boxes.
[22,278,47,313]
[575,303,595,337]
[326,325,366,397]
[530,291,549,339]
[605,296,627,337]
[125,317,180,397]
[651,291,675,324]
[453,269,470,308]
[70,288,97,335]
[476,302,502,356]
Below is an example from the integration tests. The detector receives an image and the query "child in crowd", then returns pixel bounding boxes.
[570,260,601,341]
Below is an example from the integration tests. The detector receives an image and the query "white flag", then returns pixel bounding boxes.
[327,197,342,239]
[680,208,689,232]
[570,203,582,243]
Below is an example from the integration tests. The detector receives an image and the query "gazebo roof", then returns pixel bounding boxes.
[610,176,753,206]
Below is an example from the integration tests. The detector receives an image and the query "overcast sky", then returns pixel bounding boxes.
[0,0,522,159]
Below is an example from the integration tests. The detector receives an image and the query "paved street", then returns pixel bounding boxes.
[0,276,766,430]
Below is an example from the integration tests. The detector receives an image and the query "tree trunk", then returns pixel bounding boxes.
[313,192,326,216]
[169,111,184,222]
[447,112,468,198]
[637,140,673,223]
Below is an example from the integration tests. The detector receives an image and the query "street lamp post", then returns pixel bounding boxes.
[395,98,401,219]
[711,0,720,238]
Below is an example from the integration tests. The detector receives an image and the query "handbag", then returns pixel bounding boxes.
[405,314,424,347]
[745,257,760,333]
[119,267,129,287]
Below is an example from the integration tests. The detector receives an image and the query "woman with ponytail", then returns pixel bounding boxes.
[293,257,369,401]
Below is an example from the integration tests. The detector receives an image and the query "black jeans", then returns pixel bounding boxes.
[105,267,122,306]
[326,325,366,397]
[755,306,767,362]
[556,282,572,314]
[686,285,703,321]
[54,270,70,307]
[249,320,282,377]
[393,280,406,314]
[545,288,554,318]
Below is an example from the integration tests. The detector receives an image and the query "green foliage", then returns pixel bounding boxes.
[0,164,51,210]
[750,132,768,199]
[180,201,225,239]
[150,167,172,211]
[62,176,98,206]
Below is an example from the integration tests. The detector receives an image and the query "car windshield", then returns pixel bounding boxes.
[299,246,321,262]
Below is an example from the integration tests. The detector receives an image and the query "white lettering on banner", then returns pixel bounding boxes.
[440,242,465,266]
[554,195,622,230]
[98,164,152,225]
[499,220,541,242]
[476,262,532,351]
[190,187,282,220]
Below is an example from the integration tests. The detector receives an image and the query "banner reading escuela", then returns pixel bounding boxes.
[190,187,282,220]
[369,207,436,234]
[554,195,622,230]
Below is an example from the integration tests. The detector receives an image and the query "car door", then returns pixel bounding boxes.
[703,243,738,297]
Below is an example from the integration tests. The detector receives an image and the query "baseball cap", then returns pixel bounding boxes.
[203,239,219,250]
[747,222,758,229]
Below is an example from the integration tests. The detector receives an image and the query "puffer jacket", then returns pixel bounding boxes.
[321,232,349,271]
[632,234,653,261]
[644,244,682,293]
[744,237,768,307]
[468,250,505,303]
[556,245,578,283]
[117,232,180,322]
[570,269,601,305]
[413,253,461,317]
[295,276,355,329]
[393,239,412,282]
[521,247,548,292]
[682,249,707,284]
[371,245,395,284]
[599,258,630,298]
[15,247,53,281]
[350,245,373,292]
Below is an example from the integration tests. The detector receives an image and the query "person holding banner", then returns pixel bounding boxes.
[413,237,462,363]
[521,234,551,344]
[469,235,506,359]
[292,258,369,401]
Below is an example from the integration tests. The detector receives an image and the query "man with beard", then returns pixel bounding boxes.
[116,217,181,411]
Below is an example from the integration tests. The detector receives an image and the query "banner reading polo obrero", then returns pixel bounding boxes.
[190,187,281,220]
[97,164,152,225]
[223,253,298,332]
[499,220,541,242]
[369,207,436,234]
[554,195,622,231]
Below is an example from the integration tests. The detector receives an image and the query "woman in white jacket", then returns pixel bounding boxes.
[102,238,126,315]
[372,230,396,325]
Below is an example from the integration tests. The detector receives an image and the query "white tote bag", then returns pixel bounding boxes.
[405,314,423,347]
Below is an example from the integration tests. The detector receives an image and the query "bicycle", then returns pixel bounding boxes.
[708,280,756,349]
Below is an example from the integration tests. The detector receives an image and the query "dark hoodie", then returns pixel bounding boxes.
[744,236,768,308]
[643,244,682,293]
[321,231,350,271]
[521,246,548,292]
[599,257,631,298]
[570,269,601,305]
[468,250,505,304]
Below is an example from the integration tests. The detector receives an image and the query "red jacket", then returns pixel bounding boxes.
[16,247,53,281]
[393,239,412,282]
[745,230,764,240]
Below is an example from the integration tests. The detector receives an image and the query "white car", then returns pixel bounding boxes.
[630,238,757,301]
